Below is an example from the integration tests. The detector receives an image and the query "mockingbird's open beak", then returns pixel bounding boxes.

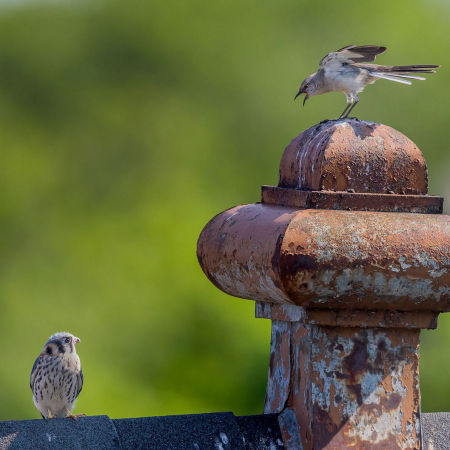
[294,89,308,106]
[294,88,303,101]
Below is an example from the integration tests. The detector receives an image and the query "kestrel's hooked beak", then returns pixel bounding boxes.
[74,336,81,344]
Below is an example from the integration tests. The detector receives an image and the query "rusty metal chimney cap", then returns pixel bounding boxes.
[279,119,428,195]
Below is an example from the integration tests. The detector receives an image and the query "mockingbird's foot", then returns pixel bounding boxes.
[336,116,359,121]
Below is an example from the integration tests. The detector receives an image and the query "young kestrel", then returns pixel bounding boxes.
[30,332,84,419]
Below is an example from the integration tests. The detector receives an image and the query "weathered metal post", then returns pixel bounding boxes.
[197,119,449,449]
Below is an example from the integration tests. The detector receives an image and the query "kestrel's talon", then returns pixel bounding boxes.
[65,412,86,420]
[30,332,84,419]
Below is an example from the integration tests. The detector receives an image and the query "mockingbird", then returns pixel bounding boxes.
[295,45,439,119]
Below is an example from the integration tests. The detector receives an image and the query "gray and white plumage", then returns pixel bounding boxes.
[30,332,83,419]
[295,45,439,118]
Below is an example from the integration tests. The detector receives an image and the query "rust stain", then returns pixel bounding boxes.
[303,326,419,448]
[263,320,422,448]
[264,320,291,414]
[277,408,303,449]
[278,119,427,195]
[257,303,438,329]
[198,203,449,311]
[278,209,449,311]
[197,203,298,304]
[291,322,312,449]
[305,308,438,329]
[197,118,447,449]
[261,185,443,214]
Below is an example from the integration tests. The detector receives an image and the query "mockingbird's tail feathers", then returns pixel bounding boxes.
[371,63,439,85]
[372,73,413,85]
[387,64,439,73]
[356,63,439,74]
[388,74,426,80]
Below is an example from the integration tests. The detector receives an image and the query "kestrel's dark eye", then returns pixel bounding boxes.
[65,337,71,344]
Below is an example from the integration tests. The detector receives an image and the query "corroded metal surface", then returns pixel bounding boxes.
[305,308,438,330]
[256,302,306,322]
[264,320,421,449]
[198,203,450,311]
[264,320,291,414]
[277,408,303,450]
[197,204,297,304]
[280,208,449,310]
[256,302,439,329]
[261,185,444,214]
[198,119,449,449]
[278,119,427,194]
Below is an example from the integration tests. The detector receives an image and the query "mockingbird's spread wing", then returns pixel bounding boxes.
[319,45,387,74]
[296,44,439,119]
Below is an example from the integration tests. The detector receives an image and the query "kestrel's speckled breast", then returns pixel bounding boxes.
[32,354,81,418]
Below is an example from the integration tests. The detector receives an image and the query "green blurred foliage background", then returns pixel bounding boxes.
[0,0,448,420]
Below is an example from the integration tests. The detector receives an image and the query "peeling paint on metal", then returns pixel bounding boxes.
[256,302,306,322]
[267,322,422,448]
[258,302,438,329]
[279,119,428,195]
[197,204,298,304]
[197,118,448,449]
[264,320,291,414]
[278,408,303,450]
[261,186,444,214]
[198,204,449,311]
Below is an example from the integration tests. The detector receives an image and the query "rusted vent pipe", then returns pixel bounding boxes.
[197,119,449,449]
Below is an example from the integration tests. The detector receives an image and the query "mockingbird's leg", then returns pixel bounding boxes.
[339,103,352,119]
[343,100,359,119]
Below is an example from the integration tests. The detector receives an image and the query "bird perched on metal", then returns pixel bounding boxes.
[30,332,84,419]
[294,45,439,119]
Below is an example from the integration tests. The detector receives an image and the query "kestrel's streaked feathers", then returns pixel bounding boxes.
[30,332,84,419]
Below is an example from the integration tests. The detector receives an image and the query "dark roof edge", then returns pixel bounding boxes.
[0,411,448,449]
